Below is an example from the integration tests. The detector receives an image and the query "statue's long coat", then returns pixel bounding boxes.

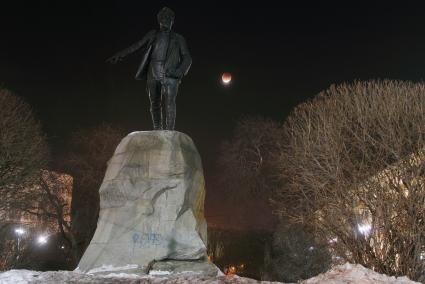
[119,30,192,81]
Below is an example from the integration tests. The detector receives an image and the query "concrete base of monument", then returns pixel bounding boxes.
[77,131,220,276]
[81,259,221,277]
[83,259,221,277]
[150,259,221,276]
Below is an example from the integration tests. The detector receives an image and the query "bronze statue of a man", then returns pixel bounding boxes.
[107,7,192,130]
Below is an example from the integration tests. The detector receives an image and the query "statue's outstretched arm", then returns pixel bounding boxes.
[175,36,192,77]
[106,30,156,64]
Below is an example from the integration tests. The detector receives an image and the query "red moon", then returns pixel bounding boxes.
[222,72,232,84]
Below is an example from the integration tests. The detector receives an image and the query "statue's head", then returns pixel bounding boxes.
[157,7,175,31]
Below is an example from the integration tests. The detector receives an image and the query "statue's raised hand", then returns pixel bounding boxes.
[106,53,124,64]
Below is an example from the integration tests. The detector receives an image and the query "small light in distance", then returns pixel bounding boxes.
[14,228,25,236]
[357,223,371,236]
[328,237,338,244]
[37,235,48,245]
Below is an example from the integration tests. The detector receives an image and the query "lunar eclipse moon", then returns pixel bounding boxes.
[221,72,232,84]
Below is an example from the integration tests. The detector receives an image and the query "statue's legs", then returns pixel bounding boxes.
[162,78,179,130]
[147,80,163,130]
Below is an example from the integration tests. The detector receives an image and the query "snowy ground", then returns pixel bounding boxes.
[0,263,420,284]
[300,263,419,284]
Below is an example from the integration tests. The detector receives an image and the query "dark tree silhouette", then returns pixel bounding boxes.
[0,88,48,209]
[63,123,125,263]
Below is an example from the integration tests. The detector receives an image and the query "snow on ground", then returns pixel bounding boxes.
[0,263,420,284]
[301,263,420,284]
[0,270,270,284]
[83,264,139,274]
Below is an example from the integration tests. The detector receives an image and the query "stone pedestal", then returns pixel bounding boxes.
[77,131,218,276]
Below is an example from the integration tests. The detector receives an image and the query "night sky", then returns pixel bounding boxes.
[2,1,425,227]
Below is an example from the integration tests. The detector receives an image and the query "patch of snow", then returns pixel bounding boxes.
[0,270,41,283]
[100,272,142,279]
[0,262,420,284]
[149,270,171,276]
[176,271,201,274]
[86,264,139,274]
[302,262,420,284]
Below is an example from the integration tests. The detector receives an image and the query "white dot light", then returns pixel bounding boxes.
[357,223,371,236]
[14,228,25,236]
[37,235,48,245]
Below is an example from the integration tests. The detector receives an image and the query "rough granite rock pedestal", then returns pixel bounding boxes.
[77,131,218,276]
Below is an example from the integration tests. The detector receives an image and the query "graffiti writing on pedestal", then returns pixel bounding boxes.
[132,232,165,248]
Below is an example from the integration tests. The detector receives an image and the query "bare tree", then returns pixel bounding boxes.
[0,88,74,269]
[0,88,47,259]
[215,117,283,232]
[63,123,125,262]
[218,116,283,200]
[275,80,425,281]
[1,170,76,269]
[0,223,23,270]
[32,171,77,266]
[0,88,48,210]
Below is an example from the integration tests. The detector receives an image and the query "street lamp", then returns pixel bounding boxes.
[14,227,26,259]
[14,228,25,236]
[37,235,48,245]
[357,223,371,236]
[328,237,338,244]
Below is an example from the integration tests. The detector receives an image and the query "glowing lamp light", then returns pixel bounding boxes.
[37,235,48,245]
[14,228,25,236]
[329,237,338,244]
[357,223,371,236]
[224,264,237,275]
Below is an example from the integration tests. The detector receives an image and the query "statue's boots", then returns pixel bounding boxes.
[165,106,176,130]
[150,108,163,130]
